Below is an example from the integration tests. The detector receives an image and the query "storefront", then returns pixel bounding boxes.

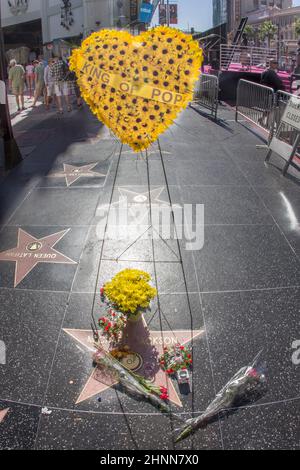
[2,18,43,56]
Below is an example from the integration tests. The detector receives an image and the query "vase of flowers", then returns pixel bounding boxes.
[127,306,147,323]
[99,269,157,335]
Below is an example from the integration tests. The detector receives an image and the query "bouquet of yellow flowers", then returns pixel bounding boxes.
[101,269,157,316]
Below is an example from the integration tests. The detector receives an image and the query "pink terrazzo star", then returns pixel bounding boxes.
[0,228,77,287]
[64,317,204,407]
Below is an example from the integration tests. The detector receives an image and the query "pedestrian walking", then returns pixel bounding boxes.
[25,62,35,98]
[63,65,83,110]
[32,60,45,107]
[8,59,26,112]
[44,58,55,111]
[259,59,285,129]
[50,56,71,114]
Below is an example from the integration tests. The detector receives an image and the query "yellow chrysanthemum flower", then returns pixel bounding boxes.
[103,269,157,314]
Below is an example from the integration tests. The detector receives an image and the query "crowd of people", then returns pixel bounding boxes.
[8,56,82,114]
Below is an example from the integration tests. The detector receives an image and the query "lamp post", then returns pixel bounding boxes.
[0,6,22,170]
[166,0,170,27]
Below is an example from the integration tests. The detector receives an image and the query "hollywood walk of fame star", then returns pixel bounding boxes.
[98,187,180,225]
[48,163,106,187]
[0,408,9,423]
[117,187,172,207]
[64,317,204,407]
[0,229,77,287]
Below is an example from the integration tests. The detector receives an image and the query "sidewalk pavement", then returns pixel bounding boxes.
[0,100,299,450]
[0,92,62,177]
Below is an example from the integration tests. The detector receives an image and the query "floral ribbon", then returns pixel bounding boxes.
[79,59,188,107]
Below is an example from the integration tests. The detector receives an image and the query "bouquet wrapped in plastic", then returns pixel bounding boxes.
[93,346,171,413]
[175,351,267,443]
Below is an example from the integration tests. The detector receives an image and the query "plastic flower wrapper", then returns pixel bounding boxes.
[175,351,268,443]
[93,345,172,414]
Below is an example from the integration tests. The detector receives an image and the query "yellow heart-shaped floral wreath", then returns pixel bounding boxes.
[70,26,203,151]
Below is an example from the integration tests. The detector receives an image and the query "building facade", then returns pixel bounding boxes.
[247,5,300,54]
[241,0,292,15]
[224,0,300,58]
[0,0,133,52]
[226,0,292,34]
[212,0,228,28]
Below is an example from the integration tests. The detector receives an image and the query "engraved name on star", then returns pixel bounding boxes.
[64,317,204,407]
[0,229,77,287]
[48,163,106,187]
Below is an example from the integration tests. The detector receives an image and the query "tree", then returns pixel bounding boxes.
[294,17,300,38]
[244,25,255,39]
[258,21,278,48]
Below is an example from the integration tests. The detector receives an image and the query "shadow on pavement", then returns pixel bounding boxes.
[0,103,106,226]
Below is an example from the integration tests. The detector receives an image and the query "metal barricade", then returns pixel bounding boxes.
[220,44,277,71]
[273,91,300,153]
[235,83,300,174]
[235,79,275,136]
[274,90,300,133]
[193,73,219,119]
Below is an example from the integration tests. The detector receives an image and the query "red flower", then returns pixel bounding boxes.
[248,368,258,378]
[100,287,105,296]
[187,354,191,358]
[180,346,185,351]
[160,392,169,401]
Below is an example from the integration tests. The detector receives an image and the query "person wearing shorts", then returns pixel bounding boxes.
[8,59,25,112]
[25,62,35,98]
[50,57,71,114]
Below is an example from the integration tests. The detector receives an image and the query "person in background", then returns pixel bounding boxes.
[292,62,300,94]
[61,61,73,112]
[44,58,55,111]
[50,56,71,114]
[32,59,45,107]
[68,69,83,109]
[25,62,35,98]
[8,59,26,112]
[261,59,284,92]
[241,32,248,47]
